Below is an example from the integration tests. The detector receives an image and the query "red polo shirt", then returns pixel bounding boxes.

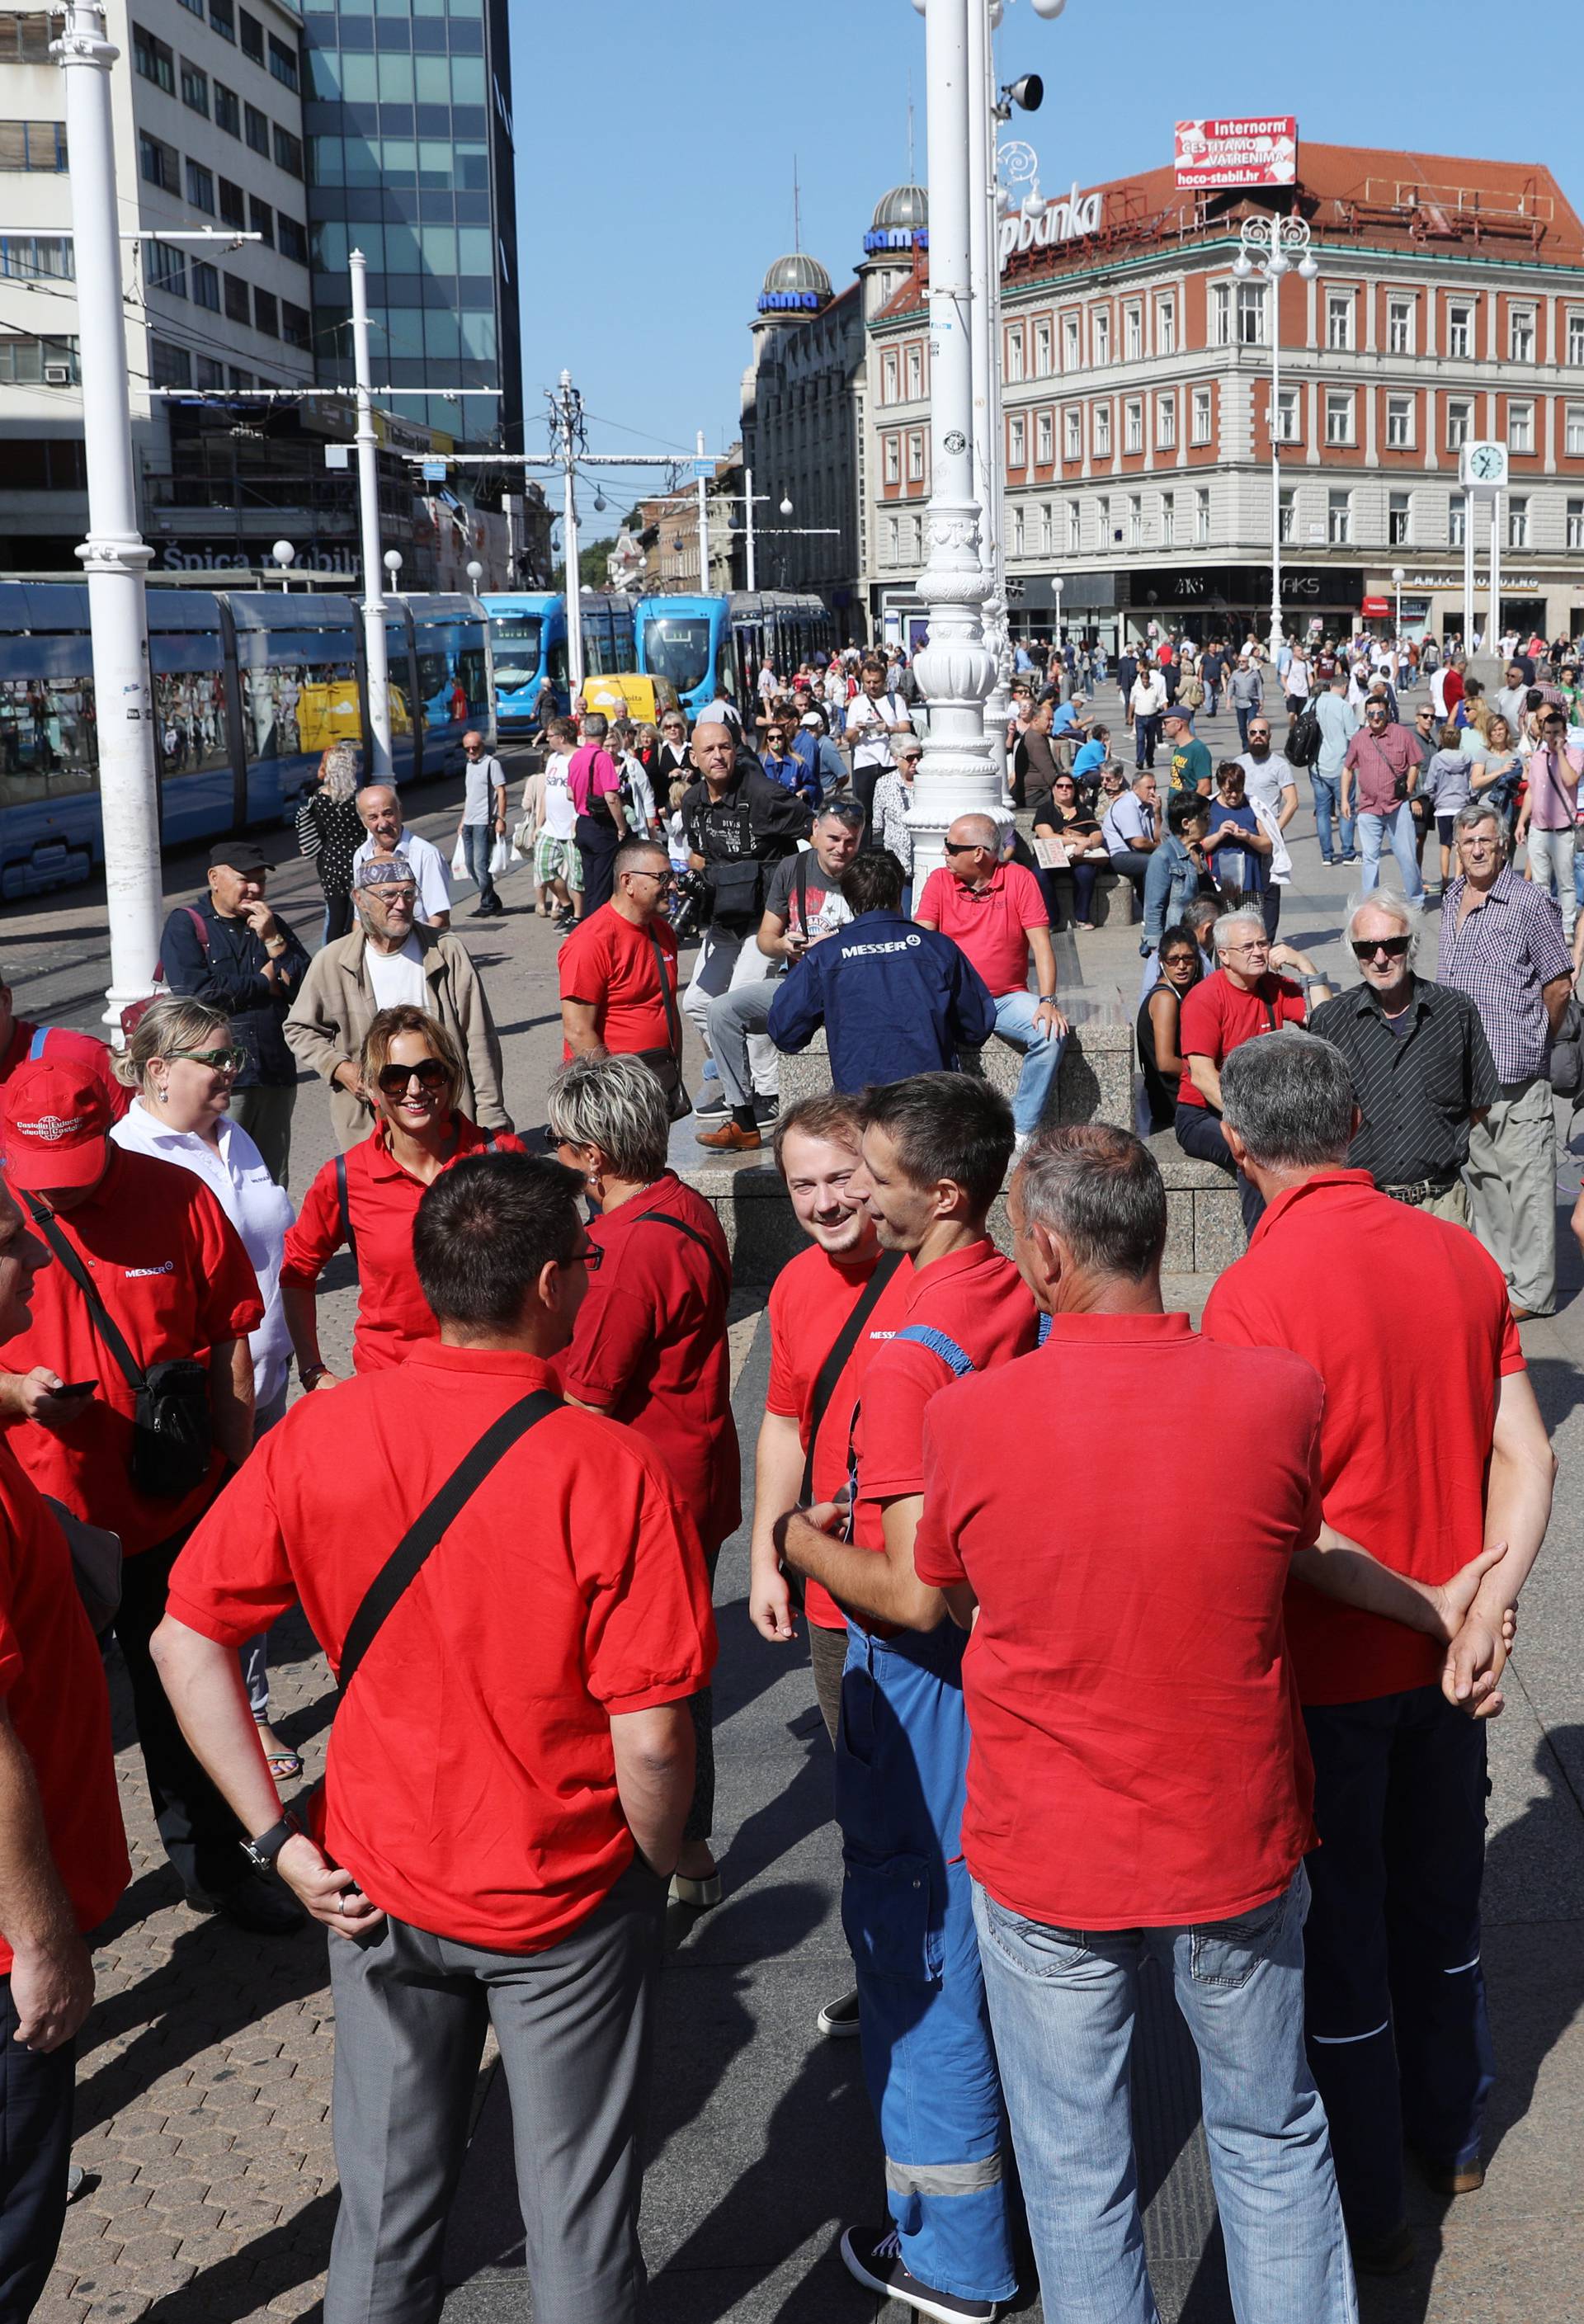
[558,903,678,1060]
[914,862,1046,998]
[167,1344,714,1952]
[1202,1171,1524,1705]
[765,1240,912,1630]
[555,1171,740,1557]
[914,1313,1322,1929]
[1176,969,1305,1107]
[0,1021,129,1121]
[0,1149,263,1556]
[0,1439,128,1968]
[281,1120,526,1374]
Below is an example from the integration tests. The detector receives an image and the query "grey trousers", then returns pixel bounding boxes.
[324,1859,666,2324]
[684,926,778,1098]
[808,1618,848,1751]
[1464,1072,1557,1316]
[228,1081,297,1187]
[706,974,780,1110]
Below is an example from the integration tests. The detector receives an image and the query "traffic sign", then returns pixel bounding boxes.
[690,457,714,479]
[422,459,447,481]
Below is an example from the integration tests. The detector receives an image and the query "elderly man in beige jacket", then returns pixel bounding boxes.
[285,855,511,1150]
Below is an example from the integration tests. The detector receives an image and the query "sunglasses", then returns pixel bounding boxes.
[945,840,985,855]
[1352,935,1412,960]
[170,1044,246,1072]
[377,1059,450,1097]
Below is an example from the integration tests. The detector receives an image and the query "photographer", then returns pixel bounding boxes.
[680,721,809,1118]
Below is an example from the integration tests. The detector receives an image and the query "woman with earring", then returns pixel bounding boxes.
[547,1053,738,1909]
[295,742,365,947]
[111,996,299,1780]
[281,1005,525,1385]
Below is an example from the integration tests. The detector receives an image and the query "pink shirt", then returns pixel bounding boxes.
[915,861,1046,997]
[1525,742,1583,832]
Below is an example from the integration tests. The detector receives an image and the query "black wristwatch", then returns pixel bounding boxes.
[242,1808,304,1875]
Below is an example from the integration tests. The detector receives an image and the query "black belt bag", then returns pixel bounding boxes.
[26,1201,214,1500]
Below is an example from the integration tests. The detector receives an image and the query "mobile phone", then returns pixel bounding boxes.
[51,1379,98,1398]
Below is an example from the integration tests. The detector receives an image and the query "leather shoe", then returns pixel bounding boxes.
[185,1869,306,1935]
[1415,2153,1485,2198]
[1350,2222,1415,2275]
[695,1120,761,1152]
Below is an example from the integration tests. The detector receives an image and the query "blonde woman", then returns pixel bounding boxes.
[295,742,364,945]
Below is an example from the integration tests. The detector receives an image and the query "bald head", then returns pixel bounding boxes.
[356,785,403,848]
[692,721,736,785]
[948,813,1001,855]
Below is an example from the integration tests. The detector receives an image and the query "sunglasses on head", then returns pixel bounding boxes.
[377,1058,450,1097]
[1352,934,1412,960]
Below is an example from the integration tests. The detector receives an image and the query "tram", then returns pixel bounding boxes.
[483,591,637,732]
[0,583,493,900]
[634,592,838,724]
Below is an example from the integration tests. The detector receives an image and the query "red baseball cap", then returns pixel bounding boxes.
[0,1059,114,1191]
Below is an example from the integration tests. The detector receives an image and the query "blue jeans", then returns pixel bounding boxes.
[1309,773,1355,863]
[462,819,497,907]
[974,1868,1356,2324]
[836,1623,1017,2305]
[1134,714,1160,768]
[1357,801,1423,902]
[1303,1688,1493,2242]
[991,988,1067,1137]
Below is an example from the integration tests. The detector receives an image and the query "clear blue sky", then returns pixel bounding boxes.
[510,0,1584,539]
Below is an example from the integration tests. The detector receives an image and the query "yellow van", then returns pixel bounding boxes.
[578,672,680,725]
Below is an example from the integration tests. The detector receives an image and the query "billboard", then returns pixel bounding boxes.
[1174,118,1299,191]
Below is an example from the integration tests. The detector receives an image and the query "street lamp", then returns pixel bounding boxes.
[779,493,794,516]
[1391,563,1406,642]
[1233,212,1318,669]
[383,548,403,599]
[465,558,483,591]
[271,539,295,593]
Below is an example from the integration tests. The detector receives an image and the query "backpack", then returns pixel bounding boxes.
[1285,706,1322,769]
[1549,991,1584,1103]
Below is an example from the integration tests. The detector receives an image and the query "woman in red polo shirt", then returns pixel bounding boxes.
[282,1006,524,1383]
[548,1052,738,1907]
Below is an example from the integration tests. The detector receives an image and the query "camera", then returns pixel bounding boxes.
[668,870,713,948]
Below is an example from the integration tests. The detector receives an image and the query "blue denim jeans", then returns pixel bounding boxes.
[1309,773,1356,864]
[1357,802,1423,902]
[462,819,497,907]
[991,988,1068,1137]
[974,1868,1356,2324]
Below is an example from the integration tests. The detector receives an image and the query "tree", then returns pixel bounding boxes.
[550,539,620,592]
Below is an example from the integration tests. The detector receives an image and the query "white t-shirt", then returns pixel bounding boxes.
[1236,751,1291,819]
[352,827,451,926]
[847,691,908,769]
[542,750,578,839]
[365,934,427,1011]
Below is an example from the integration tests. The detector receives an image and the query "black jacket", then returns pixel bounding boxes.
[160,893,310,1088]
[681,763,810,931]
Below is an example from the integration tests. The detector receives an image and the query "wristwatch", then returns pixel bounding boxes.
[242,1808,304,1875]
[1037,994,1058,1005]
[299,1360,332,1390]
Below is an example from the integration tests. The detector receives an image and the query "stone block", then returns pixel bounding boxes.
[1190,1185,1247,1273]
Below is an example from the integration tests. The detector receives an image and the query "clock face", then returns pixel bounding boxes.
[1471,445,1505,482]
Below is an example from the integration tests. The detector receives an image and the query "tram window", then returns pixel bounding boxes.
[642,616,711,697]
[455,647,487,712]
[0,674,99,804]
[716,636,739,705]
[242,659,361,761]
[152,668,229,780]
[488,614,541,692]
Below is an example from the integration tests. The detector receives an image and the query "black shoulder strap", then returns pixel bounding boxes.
[634,1207,731,1303]
[794,851,809,936]
[23,1199,148,1395]
[337,1388,562,1695]
[647,927,684,1064]
[335,1152,356,1269]
[799,1250,903,1506]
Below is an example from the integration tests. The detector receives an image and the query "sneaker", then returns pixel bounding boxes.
[753,1094,780,1125]
[839,2227,997,2322]
[693,1088,729,1120]
[817,1987,861,2038]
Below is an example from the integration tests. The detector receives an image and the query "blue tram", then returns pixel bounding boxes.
[483,591,637,733]
[634,591,837,725]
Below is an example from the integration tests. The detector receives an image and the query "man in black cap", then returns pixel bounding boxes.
[160,841,310,1185]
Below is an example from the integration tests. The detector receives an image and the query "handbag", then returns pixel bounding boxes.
[705,856,765,927]
[23,1201,214,1501]
[639,926,691,1122]
[44,1495,122,1636]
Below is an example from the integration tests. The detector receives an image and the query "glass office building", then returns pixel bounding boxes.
[297,0,522,455]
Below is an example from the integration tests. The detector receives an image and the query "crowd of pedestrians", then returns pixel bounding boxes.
[0,626,1572,2324]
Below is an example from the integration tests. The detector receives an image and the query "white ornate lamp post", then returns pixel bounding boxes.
[1233,213,1318,668]
[1392,563,1406,644]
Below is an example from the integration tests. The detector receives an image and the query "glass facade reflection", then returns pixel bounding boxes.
[299,0,521,455]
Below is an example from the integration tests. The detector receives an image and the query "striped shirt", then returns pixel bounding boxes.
[1438,865,1572,1083]
[1309,978,1501,1187]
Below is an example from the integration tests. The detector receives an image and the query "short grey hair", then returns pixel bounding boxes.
[1454,799,1506,843]
[1016,1126,1167,1282]
[546,1054,669,1182]
[582,712,609,742]
[1212,907,1267,956]
[1346,891,1421,960]
[1219,1032,1356,1170]
[816,798,866,832]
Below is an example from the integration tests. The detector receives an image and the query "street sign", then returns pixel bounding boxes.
[323,445,349,469]
[1174,117,1298,191]
[422,459,447,482]
[690,457,714,479]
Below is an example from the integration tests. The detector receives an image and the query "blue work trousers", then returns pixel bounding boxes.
[835,1620,1017,2306]
[1302,1685,1493,2241]
[1309,773,1356,864]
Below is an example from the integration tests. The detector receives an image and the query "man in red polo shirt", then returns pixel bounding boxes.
[778,1073,1035,2324]
[0,973,127,1120]
[558,836,681,1099]
[0,1059,281,1934]
[153,1151,714,2324]
[0,1179,128,2317]
[914,814,1068,1151]
[1174,906,1330,1233]
[1206,1033,1556,2275]
[914,1124,1502,2324]
[749,1092,911,2039]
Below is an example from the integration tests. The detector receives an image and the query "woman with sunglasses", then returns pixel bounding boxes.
[282,1006,524,1385]
[111,996,299,1778]
[1030,769,1109,929]
[548,1053,738,1909]
[655,712,692,785]
[1137,922,1204,1132]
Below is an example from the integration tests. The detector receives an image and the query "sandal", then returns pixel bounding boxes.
[266,1751,304,1783]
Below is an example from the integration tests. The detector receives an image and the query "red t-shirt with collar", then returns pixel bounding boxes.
[849,1239,1038,1633]
[1176,969,1305,1107]
[555,1171,740,1556]
[0,1149,263,1557]
[557,903,678,1060]
[0,1021,130,1121]
[914,863,1047,998]
[0,1438,128,1969]
[1202,1170,1525,1705]
[281,1118,526,1374]
[913,1313,1322,1930]
[765,1239,912,1631]
[166,1343,716,1954]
